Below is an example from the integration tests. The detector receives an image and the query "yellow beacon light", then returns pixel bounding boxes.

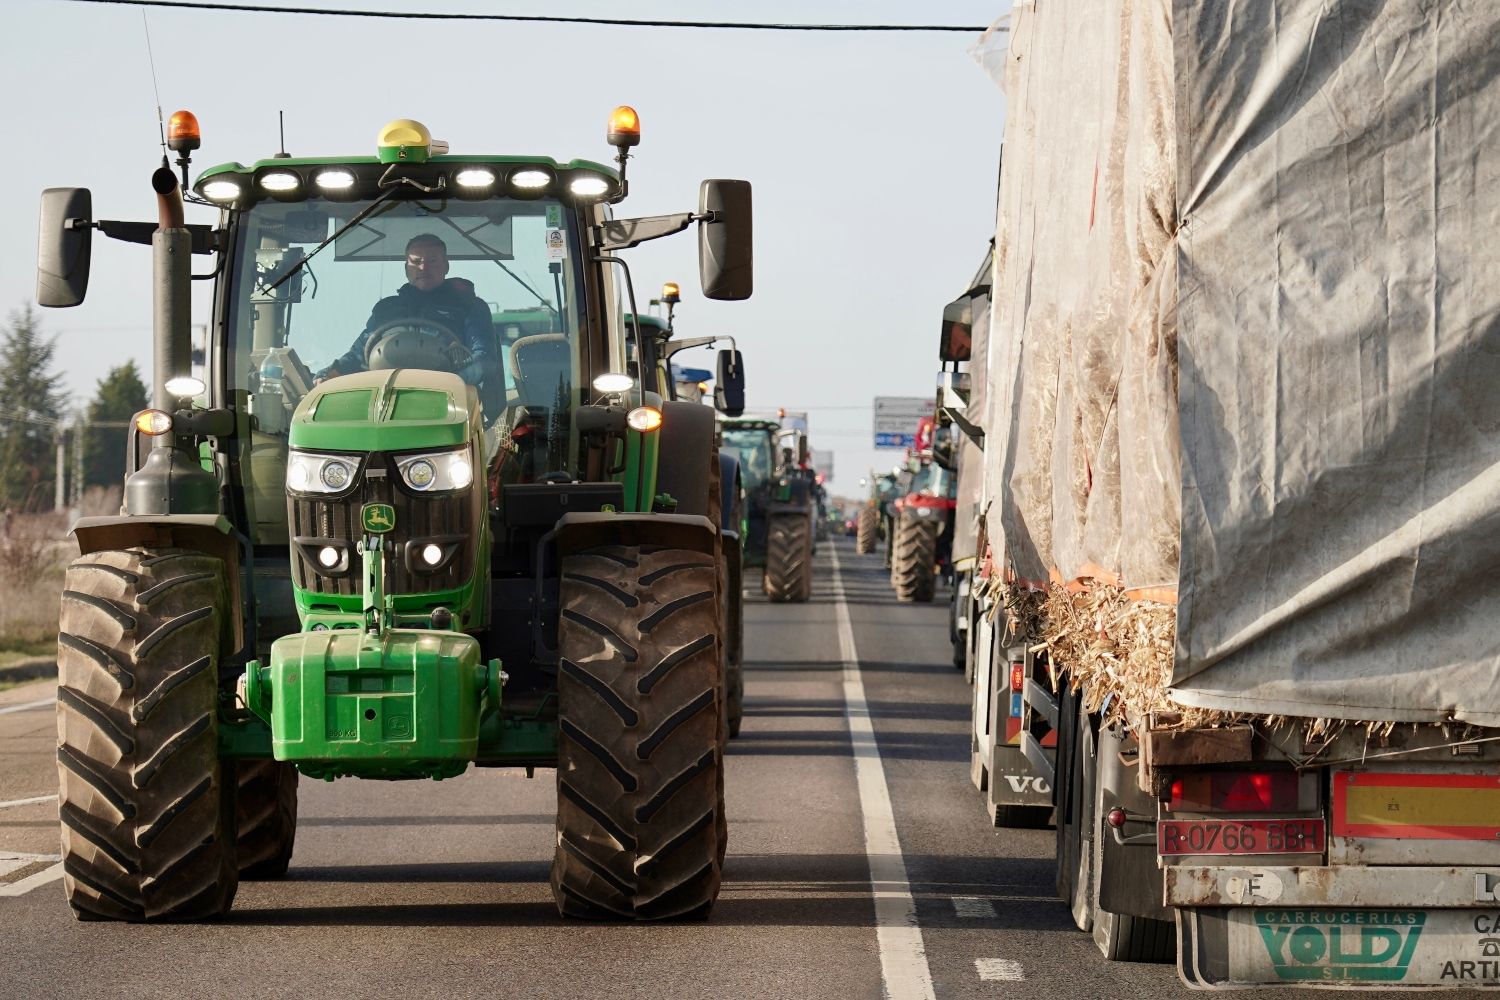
[660,281,680,304]
[167,110,201,152]
[378,119,434,163]
[608,105,641,148]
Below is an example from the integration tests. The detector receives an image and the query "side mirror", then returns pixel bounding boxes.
[939,293,973,362]
[714,349,745,416]
[37,187,93,307]
[698,179,752,301]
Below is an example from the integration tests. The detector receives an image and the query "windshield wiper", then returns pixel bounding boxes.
[262,186,404,297]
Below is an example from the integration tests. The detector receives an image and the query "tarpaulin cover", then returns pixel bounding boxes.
[981,0,1500,724]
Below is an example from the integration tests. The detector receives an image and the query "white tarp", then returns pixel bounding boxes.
[982,0,1500,725]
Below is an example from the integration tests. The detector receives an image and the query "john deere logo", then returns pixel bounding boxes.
[362,503,395,534]
[1257,910,1424,982]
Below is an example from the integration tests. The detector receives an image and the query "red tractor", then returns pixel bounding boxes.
[888,415,957,603]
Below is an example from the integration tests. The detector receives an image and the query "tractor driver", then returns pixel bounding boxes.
[315,234,499,392]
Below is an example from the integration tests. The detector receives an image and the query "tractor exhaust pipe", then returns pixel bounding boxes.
[150,165,190,412]
[123,165,217,517]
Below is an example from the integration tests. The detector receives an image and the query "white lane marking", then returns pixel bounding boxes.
[0,795,58,810]
[0,697,56,716]
[975,958,1025,982]
[0,862,64,897]
[829,543,936,1000]
[951,896,997,919]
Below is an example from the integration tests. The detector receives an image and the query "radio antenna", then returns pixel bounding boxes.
[142,11,166,161]
[276,110,290,158]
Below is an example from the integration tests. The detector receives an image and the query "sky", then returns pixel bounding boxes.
[0,0,1008,496]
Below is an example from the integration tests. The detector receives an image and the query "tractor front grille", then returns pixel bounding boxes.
[289,456,477,598]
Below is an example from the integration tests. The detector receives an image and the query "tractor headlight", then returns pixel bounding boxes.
[397,447,474,493]
[287,451,359,495]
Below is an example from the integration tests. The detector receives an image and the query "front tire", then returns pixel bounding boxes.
[55,547,236,922]
[892,514,938,603]
[855,508,878,554]
[552,545,727,920]
[764,514,812,603]
[235,760,298,879]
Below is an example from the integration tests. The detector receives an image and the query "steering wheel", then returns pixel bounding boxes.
[363,318,471,373]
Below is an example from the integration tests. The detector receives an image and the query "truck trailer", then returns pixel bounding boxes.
[972,2,1500,988]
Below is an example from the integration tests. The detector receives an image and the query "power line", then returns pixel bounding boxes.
[67,0,990,31]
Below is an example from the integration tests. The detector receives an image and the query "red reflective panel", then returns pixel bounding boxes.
[1010,662,1025,692]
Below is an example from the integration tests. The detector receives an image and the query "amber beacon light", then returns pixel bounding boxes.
[608,105,641,147]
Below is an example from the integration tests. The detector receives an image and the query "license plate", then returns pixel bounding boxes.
[1160,818,1325,856]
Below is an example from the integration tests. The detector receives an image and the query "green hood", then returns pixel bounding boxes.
[289,368,475,452]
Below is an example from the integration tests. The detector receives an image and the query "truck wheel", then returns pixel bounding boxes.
[55,547,237,922]
[1091,741,1174,962]
[1054,689,1094,933]
[764,514,811,603]
[892,515,938,603]
[235,760,298,879]
[553,545,726,920]
[855,508,878,554]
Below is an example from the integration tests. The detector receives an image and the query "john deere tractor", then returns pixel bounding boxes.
[36,108,751,922]
[718,415,814,602]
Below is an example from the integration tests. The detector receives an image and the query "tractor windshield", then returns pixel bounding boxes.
[225,195,586,543]
[721,427,775,489]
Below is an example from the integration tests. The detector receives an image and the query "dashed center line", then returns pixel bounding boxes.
[0,697,56,716]
[951,896,997,919]
[0,862,64,898]
[975,958,1025,982]
[0,794,58,810]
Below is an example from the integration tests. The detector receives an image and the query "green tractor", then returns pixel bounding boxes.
[36,108,751,922]
[718,416,814,603]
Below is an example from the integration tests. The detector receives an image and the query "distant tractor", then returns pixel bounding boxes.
[889,418,957,603]
[37,108,752,921]
[719,415,814,602]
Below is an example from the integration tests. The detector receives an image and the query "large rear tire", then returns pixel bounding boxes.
[235,760,298,879]
[764,514,811,603]
[552,545,726,920]
[855,507,878,554]
[892,514,938,603]
[55,547,237,922]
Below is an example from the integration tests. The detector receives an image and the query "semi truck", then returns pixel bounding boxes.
[972,4,1500,988]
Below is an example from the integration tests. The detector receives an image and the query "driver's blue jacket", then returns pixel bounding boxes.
[320,279,498,385]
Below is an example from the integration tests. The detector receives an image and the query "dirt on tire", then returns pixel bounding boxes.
[55,547,237,922]
[552,544,727,920]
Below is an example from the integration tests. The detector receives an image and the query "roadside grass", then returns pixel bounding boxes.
[0,509,73,666]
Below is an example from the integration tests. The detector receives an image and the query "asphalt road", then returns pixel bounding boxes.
[0,538,1481,999]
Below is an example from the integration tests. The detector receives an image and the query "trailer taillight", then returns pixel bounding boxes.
[1170,771,1302,813]
[1010,662,1025,692]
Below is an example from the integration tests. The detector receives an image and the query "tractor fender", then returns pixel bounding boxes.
[716,451,741,537]
[654,401,716,517]
[553,511,718,559]
[70,513,248,659]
